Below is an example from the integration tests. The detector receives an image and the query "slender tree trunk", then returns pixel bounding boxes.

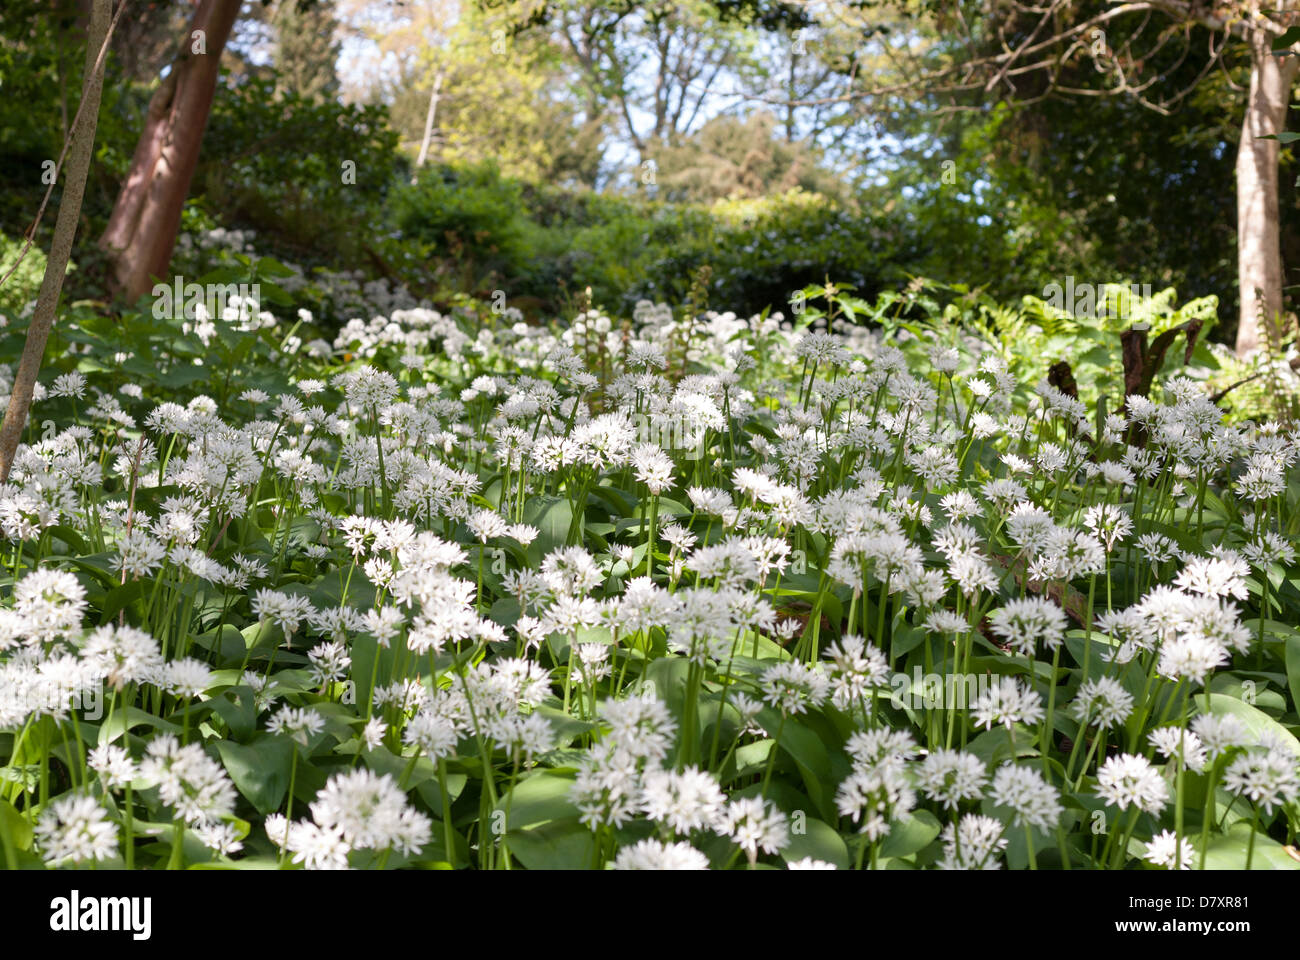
[0,0,111,483]
[1236,29,1299,356]
[98,0,240,301]
[413,71,444,179]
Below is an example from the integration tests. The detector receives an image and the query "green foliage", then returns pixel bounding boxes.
[270,0,342,103]
[650,112,848,203]
[0,0,78,230]
[3,277,1299,872]
[672,190,903,317]
[0,231,50,320]
[387,163,907,317]
[198,74,404,265]
[391,162,530,289]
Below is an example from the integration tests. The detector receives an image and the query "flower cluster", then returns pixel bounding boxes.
[1,284,1297,872]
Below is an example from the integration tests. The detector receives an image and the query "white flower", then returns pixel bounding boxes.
[760,660,831,715]
[989,763,1061,830]
[1072,677,1135,729]
[1158,633,1228,687]
[835,763,916,840]
[786,856,838,870]
[988,597,1068,655]
[600,691,677,762]
[160,657,212,698]
[138,734,237,825]
[937,814,1008,870]
[1147,726,1208,772]
[35,794,117,864]
[305,769,432,856]
[195,822,244,857]
[348,720,381,755]
[1096,753,1169,814]
[1175,555,1249,601]
[612,838,709,870]
[972,677,1045,731]
[268,705,326,745]
[822,634,890,709]
[467,508,509,543]
[87,743,137,790]
[286,821,352,870]
[722,797,789,859]
[1190,713,1252,760]
[1223,747,1300,814]
[1143,829,1194,870]
[917,749,988,809]
[640,766,726,834]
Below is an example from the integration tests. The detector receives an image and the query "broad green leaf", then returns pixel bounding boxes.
[98,579,145,624]
[781,815,850,869]
[1287,632,1300,718]
[206,686,258,742]
[1207,693,1300,759]
[363,743,437,791]
[534,703,597,746]
[98,707,180,745]
[522,496,573,562]
[216,736,295,815]
[756,707,835,821]
[504,818,595,870]
[1201,821,1300,870]
[494,770,579,829]
[879,809,941,859]
[0,798,33,856]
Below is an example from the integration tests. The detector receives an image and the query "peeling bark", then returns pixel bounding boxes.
[98,0,241,301]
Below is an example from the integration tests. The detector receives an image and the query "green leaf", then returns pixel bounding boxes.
[207,686,259,742]
[586,484,636,517]
[781,815,850,869]
[98,579,145,624]
[1258,131,1300,143]
[494,770,579,829]
[1206,693,1300,758]
[879,809,941,859]
[504,818,595,870]
[67,553,120,588]
[1286,632,1300,718]
[533,703,598,746]
[254,256,296,278]
[644,656,691,728]
[216,736,295,815]
[47,524,88,553]
[98,707,180,745]
[0,798,33,857]
[1272,26,1300,52]
[755,708,835,821]
[522,496,573,562]
[363,743,437,791]
[1201,821,1300,870]
[190,624,250,669]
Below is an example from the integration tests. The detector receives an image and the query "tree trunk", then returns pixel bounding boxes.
[413,71,444,179]
[1235,30,1299,356]
[0,0,110,483]
[98,0,240,301]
